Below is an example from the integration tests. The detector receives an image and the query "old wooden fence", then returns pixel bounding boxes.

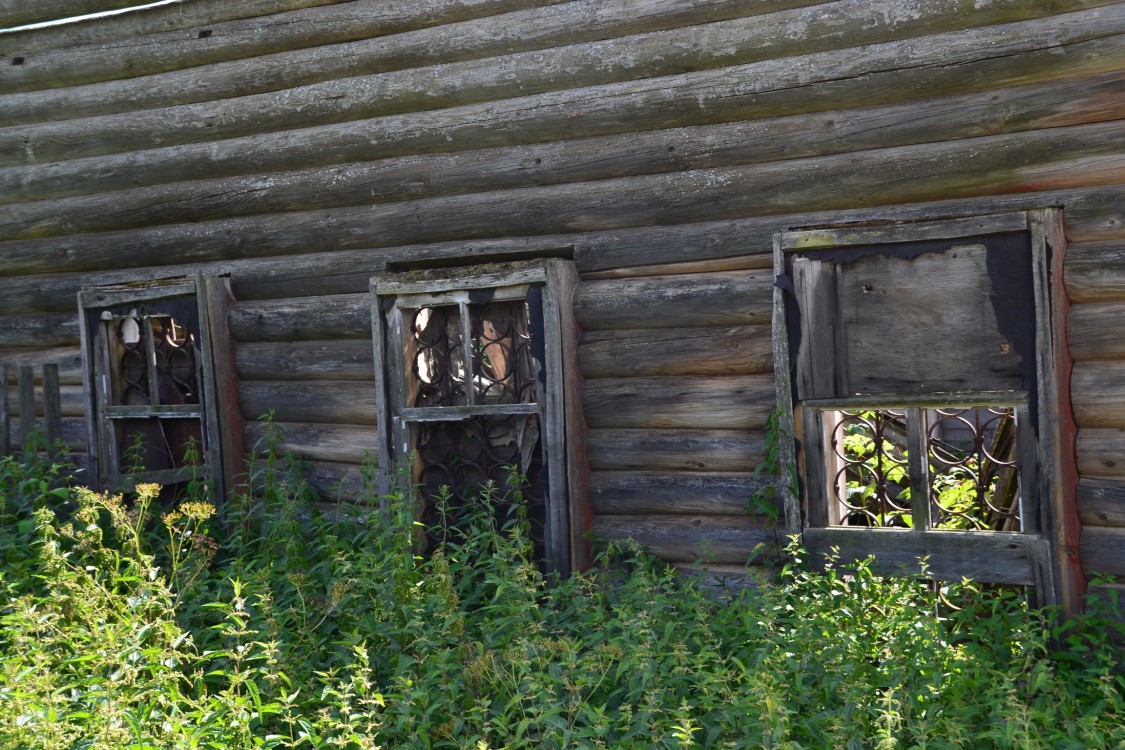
[0,363,64,458]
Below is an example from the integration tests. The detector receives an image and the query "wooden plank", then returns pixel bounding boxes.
[41,363,61,454]
[239,380,377,425]
[783,214,1030,251]
[575,272,772,331]
[578,325,772,378]
[244,420,377,465]
[772,230,800,538]
[1076,428,1125,478]
[7,0,1111,167]
[201,275,244,501]
[1077,477,1125,528]
[582,375,774,430]
[591,513,778,565]
[1080,525,1125,577]
[1,0,821,123]
[586,429,764,472]
[236,339,375,381]
[6,8,1125,204]
[792,257,843,400]
[589,471,772,516]
[801,406,830,528]
[0,0,362,57]
[1071,361,1125,428]
[17,365,34,449]
[804,527,1043,586]
[228,293,372,342]
[369,278,393,497]
[11,69,1125,243]
[0,0,151,30]
[542,261,571,574]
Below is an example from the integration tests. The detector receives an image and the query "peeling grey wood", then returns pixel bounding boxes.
[586,429,765,472]
[8,70,1125,241]
[1,0,820,124]
[5,9,1124,204]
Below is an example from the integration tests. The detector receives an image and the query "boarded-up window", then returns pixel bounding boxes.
[371,260,585,575]
[78,277,225,499]
[772,211,1077,606]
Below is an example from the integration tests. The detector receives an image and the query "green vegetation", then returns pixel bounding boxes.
[1,432,1123,749]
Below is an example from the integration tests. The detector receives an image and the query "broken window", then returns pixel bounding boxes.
[371,260,585,575]
[78,277,225,499]
[772,211,1077,606]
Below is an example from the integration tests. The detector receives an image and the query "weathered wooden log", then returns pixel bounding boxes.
[244,420,377,464]
[1067,301,1125,360]
[236,339,374,381]
[6,11,1124,204]
[6,0,1105,167]
[583,375,773,430]
[9,69,1125,242]
[6,383,85,418]
[6,415,87,451]
[575,272,772,331]
[1064,241,1125,302]
[578,325,771,378]
[2,0,819,125]
[590,513,778,564]
[0,0,143,30]
[1077,477,1125,527]
[0,312,80,348]
[239,380,377,425]
[0,0,370,58]
[0,346,82,383]
[228,294,371,343]
[589,471,773,515]
[5,119,1125,277]
[1076,427,1125,478]
[1071,362,1125,428]
[1081,525,1125,576]
[585,428,765,472]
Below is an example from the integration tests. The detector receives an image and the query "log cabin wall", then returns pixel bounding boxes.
[1,0,1125,614]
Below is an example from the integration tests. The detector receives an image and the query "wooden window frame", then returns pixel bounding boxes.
[771,209,1081,611]
[370,259,586,575]
[78,274,233,500]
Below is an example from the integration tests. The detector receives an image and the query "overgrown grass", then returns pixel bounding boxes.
[1,434,1123,749]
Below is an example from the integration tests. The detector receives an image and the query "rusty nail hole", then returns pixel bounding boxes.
[198,29,212,38]
[11,56,25,65]
[534,158,541,165]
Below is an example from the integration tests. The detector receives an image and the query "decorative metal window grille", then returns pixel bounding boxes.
[372,260,583,574]
[827,406,1022,532]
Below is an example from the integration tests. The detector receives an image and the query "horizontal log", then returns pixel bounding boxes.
[228,293,371,342]
[1077,477,1125,527]
[236,339,374,381]
[575,272,772,331]
[1081,525,1125,577]
[244,420,377,464]
[6,9,1125,204]
[9,69,1125,243]
[302,459,370,500]
[6,383,85,418]
[1064,241,1125,302]
[0,0,392,59]
[0,312,80,348]
[1,0,818,125]
[0,346,83,383]
[239,380,377,425]
[1076,427,1125,478]
[671,563,773,592]
[0,0,143,30]
[1071,362,1125,428]
[589,471,773,515]
[6,119,1125,277]
[1066,300,1125,360]
[585,428,765,472]
[4,0,1100,166]
[590,513,779,565]
[578,325,772,377]
[6,415,87,450]
[583,375,774,430]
